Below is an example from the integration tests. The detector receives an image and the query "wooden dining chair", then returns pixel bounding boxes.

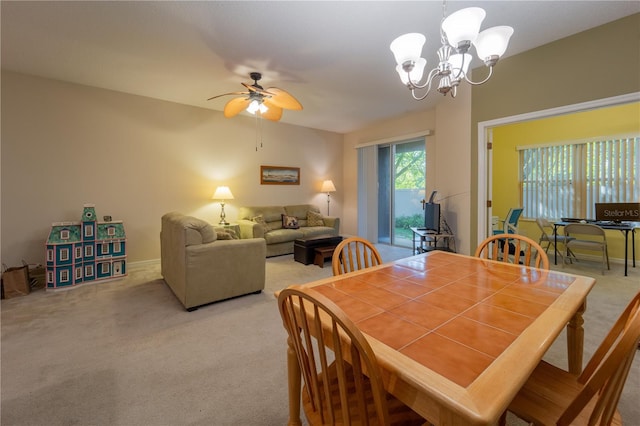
[277,286,426,426]
[332,236,383,276]
[474,233,550,270]
[501,291,640,426]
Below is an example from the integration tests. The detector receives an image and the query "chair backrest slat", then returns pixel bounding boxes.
[278,286,391,425]
[557,292,640,426]
[332,237,383,276]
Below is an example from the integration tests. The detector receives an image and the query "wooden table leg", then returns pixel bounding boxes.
[566,300,586,375]
[286,336,302,426]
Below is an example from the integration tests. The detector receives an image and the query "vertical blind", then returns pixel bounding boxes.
[519,136,640,219]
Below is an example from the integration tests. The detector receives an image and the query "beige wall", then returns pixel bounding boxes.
[471,13,640,249]
[342,83,473,254]
[1,71,343,265]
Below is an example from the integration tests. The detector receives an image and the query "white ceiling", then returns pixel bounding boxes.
[2,1,638,133]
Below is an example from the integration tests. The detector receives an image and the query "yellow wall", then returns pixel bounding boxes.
[492,102,640,261]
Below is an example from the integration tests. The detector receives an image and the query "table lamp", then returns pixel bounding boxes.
[212,186,234,225]
[320,180,336,215]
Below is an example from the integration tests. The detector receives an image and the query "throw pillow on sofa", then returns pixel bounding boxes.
[281,214,300,229]
[307,210,325,227]
[251,215,271,231]
[215,228,239,240]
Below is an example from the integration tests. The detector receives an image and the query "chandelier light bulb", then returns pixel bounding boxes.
[448,53,472,79]
[390,33,426,65]
[441,7,485,50]
[396,58,427,85]
[474,26,514,65]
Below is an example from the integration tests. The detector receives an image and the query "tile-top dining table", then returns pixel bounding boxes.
[280,250,596,426]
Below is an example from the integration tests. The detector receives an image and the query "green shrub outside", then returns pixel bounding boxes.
[395,213,423,239]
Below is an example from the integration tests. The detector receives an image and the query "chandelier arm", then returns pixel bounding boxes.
[409,67,440,100]
[463,66,494,86]
[408,67,440,90]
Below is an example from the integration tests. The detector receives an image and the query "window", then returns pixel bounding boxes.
[60,248,69,261]
[85,245,94,257]
[60,270,69,282]
[113,241,121,253]
[75,247,82,259]
[520,136,639,219]
[101,263,110,274]
[85,265,94,277]
[60,229,70,240]
[75,267,82,280]
[101,243,109,255]
[47,249,54,262]
[107,226,116,236]
[84,225,93,237]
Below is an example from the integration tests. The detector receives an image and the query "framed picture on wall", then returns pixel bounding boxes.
[260,165,300,185]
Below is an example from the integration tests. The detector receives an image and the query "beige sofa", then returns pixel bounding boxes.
[160,212,266,311]
[237,204,340,257]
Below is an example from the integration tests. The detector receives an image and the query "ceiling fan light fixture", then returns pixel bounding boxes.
[247,100,268,115]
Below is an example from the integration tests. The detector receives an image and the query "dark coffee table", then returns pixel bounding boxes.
[294,234,343,265]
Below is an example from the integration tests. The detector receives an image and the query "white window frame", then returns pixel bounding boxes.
[60,229,70,240]
[75,267,82,280]
[60,270,69,282]
[85,245,94,257]
[60,248,69,261]
[101,263,110,274]
[113,241,121,253]
[84,225,93,238]
[101,243,109,255]
[107,226,116,236]
[85,264,94,277]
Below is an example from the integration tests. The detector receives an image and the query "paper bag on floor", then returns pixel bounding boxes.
[1,265,31,299]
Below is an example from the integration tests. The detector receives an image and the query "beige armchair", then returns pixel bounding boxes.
[160,212,266,311]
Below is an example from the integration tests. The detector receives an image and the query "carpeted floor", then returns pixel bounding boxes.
[1,245,639,425]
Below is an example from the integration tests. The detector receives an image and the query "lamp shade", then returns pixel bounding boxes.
[448,53,472,78]
[212,186,234,200]
[246,100,268,115]
[390,33,426,65]
[441,7,485,47]
[320,180,336,193]
[473,26,514,61]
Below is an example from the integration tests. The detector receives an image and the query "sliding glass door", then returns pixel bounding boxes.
[378,139,426,247]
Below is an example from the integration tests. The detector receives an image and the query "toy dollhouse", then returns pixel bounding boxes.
[45,204,127,290]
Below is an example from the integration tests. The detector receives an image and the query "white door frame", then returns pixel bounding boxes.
[477,92,640,244]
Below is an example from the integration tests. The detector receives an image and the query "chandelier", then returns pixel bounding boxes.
[390,1,513,100]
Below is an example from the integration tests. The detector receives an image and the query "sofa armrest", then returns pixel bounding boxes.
[237,219,264,239]
[323,216,340,233]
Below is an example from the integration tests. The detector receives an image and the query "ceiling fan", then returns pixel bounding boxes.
[207,72,303,121]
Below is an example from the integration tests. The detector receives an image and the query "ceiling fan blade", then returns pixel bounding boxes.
[207,91,249,101]
[260,104,283,121]
[224,97,251,118]
[241,82,275,96]
[265,87,303,110]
